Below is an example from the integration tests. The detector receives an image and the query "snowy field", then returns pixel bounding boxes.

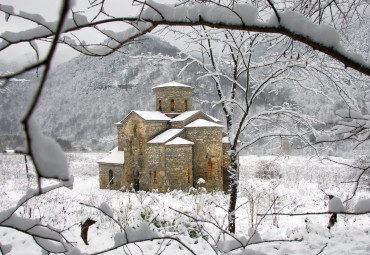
[0,153,369,255]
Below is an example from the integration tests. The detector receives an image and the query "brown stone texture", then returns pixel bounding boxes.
[99,163,124,190]
[153,86,194,113]
[146,144,166,192]
[165,144,193,191]
[185,126,223,191]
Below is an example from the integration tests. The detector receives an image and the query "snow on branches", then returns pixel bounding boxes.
[0,0,369,76]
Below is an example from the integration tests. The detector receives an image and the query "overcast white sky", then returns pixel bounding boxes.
[0,0,180,67]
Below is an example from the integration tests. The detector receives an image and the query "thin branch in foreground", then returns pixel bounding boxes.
[80,203,197,255]
[257,211,370,216]
[316,242,328,255]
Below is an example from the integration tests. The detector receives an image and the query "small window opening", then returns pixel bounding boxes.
[153,171,157,183]
[208,160,213,180]
[171,99,175,111]
[186,167,190,184]
[184,100,188,111]
[159,100,162,111]
[109,169,114,185]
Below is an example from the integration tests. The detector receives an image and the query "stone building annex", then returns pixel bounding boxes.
[98,82,237,193]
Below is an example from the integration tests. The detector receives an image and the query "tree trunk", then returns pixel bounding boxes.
[228,150,239,233]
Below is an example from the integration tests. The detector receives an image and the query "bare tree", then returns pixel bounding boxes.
[153,23,349,232]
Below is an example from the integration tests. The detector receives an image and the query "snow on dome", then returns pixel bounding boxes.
[165,137,194,145]
[148,129,183,144]
[152,81,193,89]
[98,150,124,165]
[185,119,223,128]
[134,111,171,121]
[170,111,200,122]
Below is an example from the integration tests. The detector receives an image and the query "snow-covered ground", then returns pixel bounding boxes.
[0,153,369,254]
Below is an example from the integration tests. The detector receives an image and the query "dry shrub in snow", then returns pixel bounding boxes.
[255,160,282,180]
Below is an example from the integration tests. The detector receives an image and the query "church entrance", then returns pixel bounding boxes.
[134,179,140,191]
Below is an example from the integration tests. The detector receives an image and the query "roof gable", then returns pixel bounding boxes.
[170,110,221,128]
[134,111,171,121]
[117,110,170,125]
[185,119,224,128]
[147,129,184,144]
[170,110,201,122]
[97,150,124,165]
[165,137,194,146]
[152,81,193,89]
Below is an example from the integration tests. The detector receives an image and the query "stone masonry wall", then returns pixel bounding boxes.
[185,127,223,191]
[153,87,193,113]
[165,145,193,191]
[117,113,168,191]
[99,163,124,190]
[146,144,166,192]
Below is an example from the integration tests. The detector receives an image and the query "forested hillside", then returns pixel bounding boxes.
[0,36,221,151]
[1,28,368,153]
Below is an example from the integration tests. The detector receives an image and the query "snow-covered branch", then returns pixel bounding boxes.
[80,202,197,255]
[1,1,369,75]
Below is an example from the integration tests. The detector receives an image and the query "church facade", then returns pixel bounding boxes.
[98,82,237,193]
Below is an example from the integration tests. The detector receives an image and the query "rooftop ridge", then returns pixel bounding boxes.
[152,81,193,90]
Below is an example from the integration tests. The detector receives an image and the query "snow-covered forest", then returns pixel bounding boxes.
[0,0,369,254]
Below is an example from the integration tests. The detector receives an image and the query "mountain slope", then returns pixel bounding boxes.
[0,36,219,151]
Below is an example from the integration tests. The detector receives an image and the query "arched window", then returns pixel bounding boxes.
[208,160,212,180]
[158,100,162,111]
[109,169,113,185]
[184,100,188,111]
[171,99,175,111]
[153,171,157,183]
[186,167,190,184]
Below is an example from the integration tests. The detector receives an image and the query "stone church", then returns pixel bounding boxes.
[98,82,237,193]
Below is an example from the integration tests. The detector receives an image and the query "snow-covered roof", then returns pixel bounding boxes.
[165,137,194,146]
[110,146,118,152]
[116,110,170,124]
[185,119,223,128]
[170,111,221,124]
[170,111,200,122]
[152,81,193,89]
[134,111,171,121]
[222,137,241,144]
[205,114,221,123]
[97,150,124,165]
[147,129,183,144]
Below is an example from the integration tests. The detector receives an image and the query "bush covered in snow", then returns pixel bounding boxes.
[255,160,282,180]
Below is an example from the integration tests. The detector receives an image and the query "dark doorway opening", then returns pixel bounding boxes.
[134,179,140,191]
